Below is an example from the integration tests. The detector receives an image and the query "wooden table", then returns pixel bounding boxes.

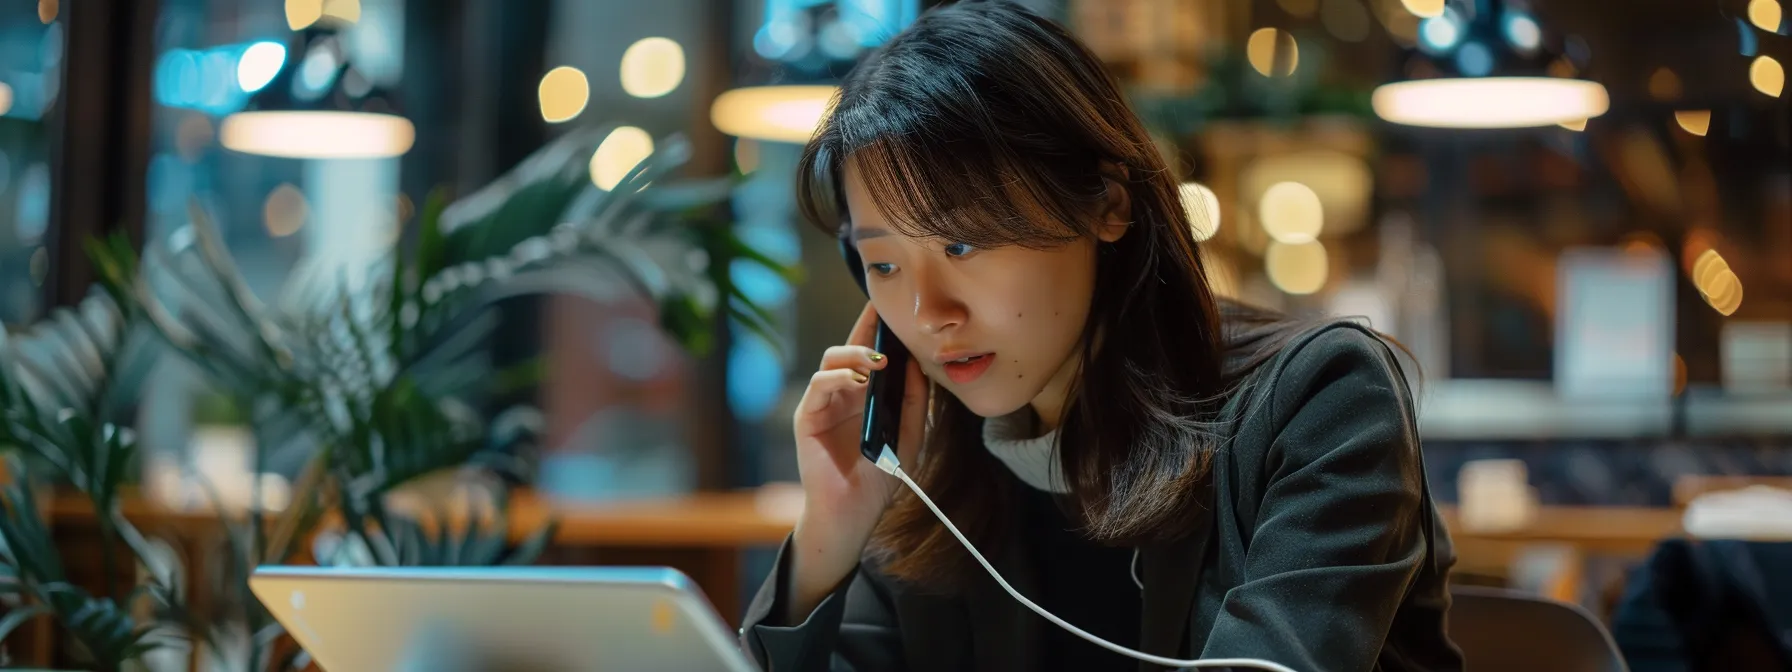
[40,488,1687,670]
[1439,505,1683,562]
[46,487,802,623]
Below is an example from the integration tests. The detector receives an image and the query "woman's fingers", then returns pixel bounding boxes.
[797,368,869,422]
[818,345,889,373]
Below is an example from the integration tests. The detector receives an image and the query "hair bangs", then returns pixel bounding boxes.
[799,99,1092,250]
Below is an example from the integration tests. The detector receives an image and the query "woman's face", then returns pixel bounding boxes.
[843,159,1127,427]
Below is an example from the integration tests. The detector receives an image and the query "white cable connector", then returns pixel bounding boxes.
[873,446,1300,672]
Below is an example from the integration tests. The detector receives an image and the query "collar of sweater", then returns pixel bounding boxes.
[981,408,1071,494]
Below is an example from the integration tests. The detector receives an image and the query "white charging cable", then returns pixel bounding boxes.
[873,446,1300,672]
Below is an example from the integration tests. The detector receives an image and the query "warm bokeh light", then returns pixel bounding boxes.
[220,111,416,159]
[1203,250,1239,299]
[1648,68,1682,100]
[1373,77,1610,128]
[620,37,686,99]
[1691,249,1730,290]
[1382,10,1420,45]
[1558,118,1589,131]
[0,82,13,117]
[538,66,591,123]
[1247,28,1299,77]
[38,0,57,23]
[1673,353,1687,396]
[263,183,309,238]
[238,42,287,93]
[1548,57,1577,79]
[1690,248,1744,316]
[1266,240,1329,295]
[710,85,838,144]
[1400,0,1445,18]
[734,139,759,174]
[1751,55,1785,97]
[1703,269,1744,316]
[322,0,360,24]
[1241,150,1373,236]
[1748,0,1783,32]
[286,0,322,30]
[1675,110,1712,136]
[590,126,654,191]
[1179,182,1222,241]
[1258,181,1324,243]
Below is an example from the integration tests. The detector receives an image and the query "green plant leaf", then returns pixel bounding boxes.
[0,603,52,644]
[504,518,560,566]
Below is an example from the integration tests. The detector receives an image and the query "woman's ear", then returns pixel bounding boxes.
[1097,164,1132,243]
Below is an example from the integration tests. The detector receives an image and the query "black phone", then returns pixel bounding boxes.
[839,231,910,466]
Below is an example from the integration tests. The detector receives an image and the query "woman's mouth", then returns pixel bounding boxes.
[942,353,995,384]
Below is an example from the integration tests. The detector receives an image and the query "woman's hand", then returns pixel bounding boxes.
[784,302,928,624]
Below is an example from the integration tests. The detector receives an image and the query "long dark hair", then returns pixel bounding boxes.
[799,0,1316,587]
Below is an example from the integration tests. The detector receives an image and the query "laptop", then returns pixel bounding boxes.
[250,565,759,672]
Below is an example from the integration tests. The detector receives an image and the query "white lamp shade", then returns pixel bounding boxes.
[220,110,416,159]
[1371,77,1610,129]
[710,85,838,144]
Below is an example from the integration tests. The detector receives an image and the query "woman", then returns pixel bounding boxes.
[738,2,1462,671]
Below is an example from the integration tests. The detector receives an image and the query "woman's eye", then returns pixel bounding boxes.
[867,263,896,277]
[944,242,976,257]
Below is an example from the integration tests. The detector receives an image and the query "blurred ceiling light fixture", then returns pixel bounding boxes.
[0,82,12,117]
[1373,1,1609,128]
[220,27,413,159]
[38,0,57,24]
[710,85,838,144]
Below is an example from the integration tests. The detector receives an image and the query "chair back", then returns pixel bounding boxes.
[1447,585,1629,672]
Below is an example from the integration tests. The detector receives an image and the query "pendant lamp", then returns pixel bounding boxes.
[710,84,838,145]
[219,24,414,159]
[1372,0,1609,128]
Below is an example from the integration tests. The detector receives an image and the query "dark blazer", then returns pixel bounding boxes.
[738,322,1464,672]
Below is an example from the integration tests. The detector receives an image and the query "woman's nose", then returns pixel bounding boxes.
[912,273,965,335]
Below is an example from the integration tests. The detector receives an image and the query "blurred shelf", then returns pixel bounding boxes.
[1418,379,1672,440]
[1418,379,1792,440]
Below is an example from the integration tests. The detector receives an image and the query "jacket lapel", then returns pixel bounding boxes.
[965,531,1044,672]
[1136,475,1216,672]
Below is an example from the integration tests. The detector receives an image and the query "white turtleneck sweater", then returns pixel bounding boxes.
[981,408,1071,494]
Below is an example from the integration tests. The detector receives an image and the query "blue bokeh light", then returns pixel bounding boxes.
[727,333,785,421]
[1456,41,1495,76]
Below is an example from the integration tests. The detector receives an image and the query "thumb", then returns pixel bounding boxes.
[895,357,929,468]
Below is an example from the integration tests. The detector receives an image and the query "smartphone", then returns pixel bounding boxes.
[839,232,909,466]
